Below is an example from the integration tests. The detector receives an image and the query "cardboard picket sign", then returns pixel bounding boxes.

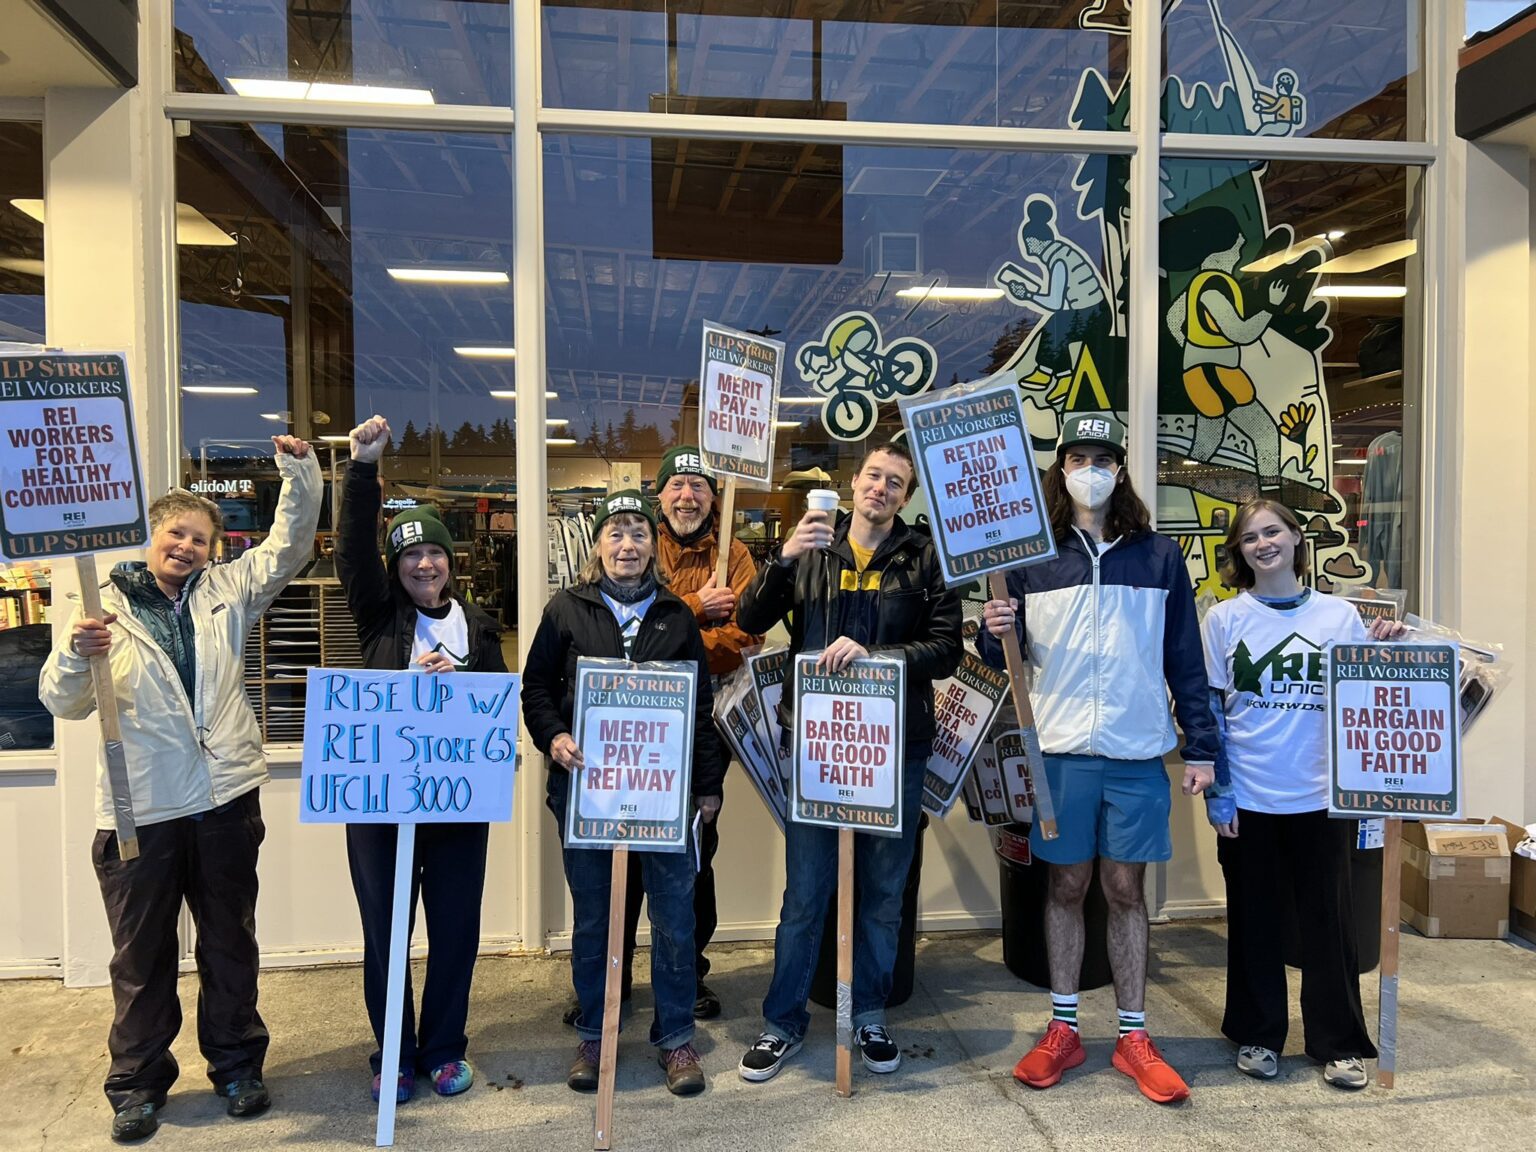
[698,320,784,490]
[923,651,1009,815]
[964,742,1010,826]
[790,652,905,837]
[299,666,521,1148]
[746,646,792,788]
[567,658,696,852]
[714,674,787,830]
[994,728,1039,823]
[1327,641,1461,820]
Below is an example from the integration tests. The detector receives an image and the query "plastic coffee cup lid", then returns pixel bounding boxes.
[806,489,839,511]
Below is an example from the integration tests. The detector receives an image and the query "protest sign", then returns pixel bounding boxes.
[746,646,792,787]
[994,728,1040,824]
[698,320,782,490]
[715,675,787,830]
[790,653,905,837]
[567,658,696,852]
[1338,590,1403,629]
[899,376,1055,584]
[924,651,1008,813]
[300,668,520,824]
[1328,642,1461,819]
[965,742,1010,826]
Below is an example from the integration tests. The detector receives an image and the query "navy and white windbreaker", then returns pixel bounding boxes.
[977,526,1220,765]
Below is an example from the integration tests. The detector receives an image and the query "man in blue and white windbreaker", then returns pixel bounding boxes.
[979,411,1218,1106]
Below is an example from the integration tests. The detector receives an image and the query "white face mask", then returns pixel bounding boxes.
[1065,464,1117,510]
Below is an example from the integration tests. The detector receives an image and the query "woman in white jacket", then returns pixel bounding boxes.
[40,436,322,1144]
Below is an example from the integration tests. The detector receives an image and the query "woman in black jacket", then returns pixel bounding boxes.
[522,490,726,1099]
[336,415,508,1105]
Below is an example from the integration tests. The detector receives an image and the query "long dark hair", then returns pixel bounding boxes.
[1043,459,1152,542]
[1222,498,1307,589]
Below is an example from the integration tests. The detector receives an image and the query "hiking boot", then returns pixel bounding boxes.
[371,1070,415,1104]
[659,1043,707,1096]
[1013,1020,1086,1088]
[429,1059,474,1096]
[854,1024,901,1074]
[1112,1030,1190,1103]
[217,1077,271,1117]
[737,1033,801,1083]
[1323,1057,1368,1090]
[568,1041,601,1093]
[1237,1045,1279,1080]
[110,1103,159,1143]
[693,981,722,1020]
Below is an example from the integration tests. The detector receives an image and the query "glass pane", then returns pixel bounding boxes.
[175,0,512,106]
[0,121,53,752]
[544,134,1127,576]
[177,123,517,743]
[1467,1,1530,40]
[542,1,1127,129]
[1156,157,1421,604]
[1162,0,1421,141]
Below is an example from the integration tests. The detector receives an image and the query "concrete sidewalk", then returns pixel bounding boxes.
[3,923,1533,1151]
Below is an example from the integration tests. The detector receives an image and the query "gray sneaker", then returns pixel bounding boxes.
[1323,1057,1368,1090]
[1237,1045,1279,1080]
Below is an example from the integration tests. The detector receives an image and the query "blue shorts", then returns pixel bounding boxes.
[1029,754,1172,866]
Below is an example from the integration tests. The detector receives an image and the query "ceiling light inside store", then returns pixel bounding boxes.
[0,257,44,277]
[14,198,236,247]
[260,412,288,422]
[228,78,435,105]
[455,346,517,359]
[779,397,825,405]
[388,268,509,285]
[319,435,352,442]
[547,438,577,446]
[1311,285,1407,299]
[1313,240,1418,274]
[490,390,558,399]
[773,421,804,428]
[1335,457,1368,465]
[546,419,569,427]
[894,286,1005,301]
[182,385,258,395]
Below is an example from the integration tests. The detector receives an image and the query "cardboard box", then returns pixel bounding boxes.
[1488,815,1536,945]
[1399,822,1510,939]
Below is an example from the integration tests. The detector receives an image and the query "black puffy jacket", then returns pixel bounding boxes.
[521,582,727,798]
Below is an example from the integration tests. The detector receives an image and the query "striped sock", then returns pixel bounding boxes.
[1051,993,1079,1034]
[1118,1009,1146,1037]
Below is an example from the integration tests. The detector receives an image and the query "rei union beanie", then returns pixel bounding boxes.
[385,505,455,568]
[656,446,717,493]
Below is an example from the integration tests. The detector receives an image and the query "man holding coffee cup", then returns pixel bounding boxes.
[734,441,962,1083]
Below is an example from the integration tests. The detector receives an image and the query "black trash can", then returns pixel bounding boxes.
[1280,828,1383,973]
[997,823,1113,991]
[809,813,927,1010]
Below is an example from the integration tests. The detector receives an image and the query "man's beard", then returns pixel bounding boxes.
[667,507,707,535]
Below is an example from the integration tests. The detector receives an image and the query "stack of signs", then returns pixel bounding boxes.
[790,653,905,837]
[566,658,696,851]
[746,647,792,789]
[698,320,784,489]
[923,651,1009,817]
[1328,641,1462,820]
[713,664,787,831]
[961,742,1009,825]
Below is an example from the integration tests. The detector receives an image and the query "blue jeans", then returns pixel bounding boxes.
[545,772,696,1051]
[761,751,928,1044]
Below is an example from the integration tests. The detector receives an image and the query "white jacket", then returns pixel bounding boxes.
[40,451,323,829]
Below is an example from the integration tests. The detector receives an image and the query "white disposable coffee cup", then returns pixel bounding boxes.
[806,489,839,513]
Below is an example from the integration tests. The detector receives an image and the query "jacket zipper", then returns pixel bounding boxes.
[1088,533,1101,755]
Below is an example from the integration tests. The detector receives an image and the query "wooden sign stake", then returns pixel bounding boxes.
[985,572,1058,840]
[375,823,417,1147]
[713,478,738,586]
[1377,816,1403,1089]
[75,553,139,860]
[594,845,630,1150]
[835,827,854,1098]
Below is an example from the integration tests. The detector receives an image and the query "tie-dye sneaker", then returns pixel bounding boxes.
[429,1060,474,1097]
[371,1069,415,1104]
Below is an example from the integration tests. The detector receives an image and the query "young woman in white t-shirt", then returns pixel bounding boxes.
[1201,498,1403,1092]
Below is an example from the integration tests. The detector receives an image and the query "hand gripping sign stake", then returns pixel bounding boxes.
[77,553,140,859]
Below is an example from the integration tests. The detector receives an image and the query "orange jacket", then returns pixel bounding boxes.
[657,515,762,677]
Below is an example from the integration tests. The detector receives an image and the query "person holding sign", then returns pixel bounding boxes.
[734,442,962,1083]
[1200,498,1403,1090]
[335,415,510,1105]
[979,412,1218,1105]
[40,437,322,1144]
[522,491,727,1097]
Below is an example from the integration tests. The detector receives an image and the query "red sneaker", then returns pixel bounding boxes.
[1013,1020,1086,1088]
[1112,1030,1190,1103]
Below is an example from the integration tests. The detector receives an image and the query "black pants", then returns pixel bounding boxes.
[621,799,721,992]
[92,789,269,1112]
[346,821,489,1074]
[1217,808,1378,1062]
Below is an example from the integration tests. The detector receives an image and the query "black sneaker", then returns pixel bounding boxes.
[217,1077,271,1118]
[693,981,722,1020]
[737,1033,801,1082]
[855,1024,901,1074]
[110,1103,159,1143]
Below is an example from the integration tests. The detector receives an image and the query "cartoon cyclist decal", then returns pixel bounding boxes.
[795,310,937,441]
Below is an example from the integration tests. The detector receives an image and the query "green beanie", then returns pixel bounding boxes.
[656,445,717,493]
[593,489,657,534]
[385,504,455,568]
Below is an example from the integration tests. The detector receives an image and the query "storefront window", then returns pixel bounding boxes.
[542,1,1125,130]
[0,121,52,752]
[1162,0,1422,141]
[174,0,512,106]
[177,122,517,742]
[543,133,1123,567]
[1155,158,1421,605]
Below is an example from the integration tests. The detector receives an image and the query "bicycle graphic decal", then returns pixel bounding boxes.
[794,310,938,442]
